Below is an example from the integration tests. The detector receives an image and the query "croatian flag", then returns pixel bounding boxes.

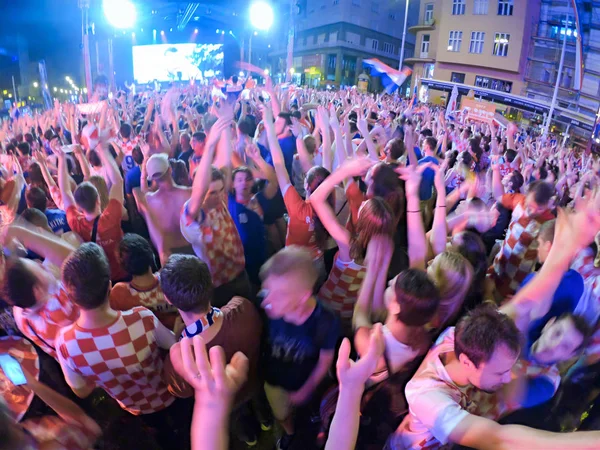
[363,59,412,94]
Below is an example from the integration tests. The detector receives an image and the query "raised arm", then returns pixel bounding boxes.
[397,164,429,270]
[97,141,124,204]
[56,147,76,210]
[6,224,75,267]
[187,118,230,219]
[491,156,504,201]
[356,109,378,161]
[330,105,347,170]
[311,158,374,261]
[263,104,292,189]
[246,143,278,199]
[72,145,91,180]
[430,163,448,257]
[450,413,600,450]
[326,325,384,450]
[353,235,393,330]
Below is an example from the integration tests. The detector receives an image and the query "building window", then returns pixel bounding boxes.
[424,63,435,78]
[329,32,338,42]
[497,0,513,16]
[345,31,360,45]
[475,75,512,92]
[383,42,394,54]
[371,2,379,13]
[473,0,488,15]
[451,72,465,83]
[493,32,510,56]
[452,0,466,15]
[448,31,462,52]
[370,38,379,50]
[317,33,326,44]
[469,31,485,54]
[420,34,430,57]
[424,3,434,23]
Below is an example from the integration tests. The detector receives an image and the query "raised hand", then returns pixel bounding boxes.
[245,143,261,162]
[179,335,249,409]
[336,323,384,389]
[340,156,376,178]
[396,163,430,197]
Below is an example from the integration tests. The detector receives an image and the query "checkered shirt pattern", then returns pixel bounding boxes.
[56,307,175,415]
[13,283,79,359]
[181,200,245,287]
[22,415,95,450]
[488,202,548,298]
[318,254,366,328]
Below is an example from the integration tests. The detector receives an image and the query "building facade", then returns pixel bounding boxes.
[268,0,418,90]
[524,0,600,143]
[407,0,540,102]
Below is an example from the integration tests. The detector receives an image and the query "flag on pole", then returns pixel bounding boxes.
[363,59,412,94]
[446,85,459,119]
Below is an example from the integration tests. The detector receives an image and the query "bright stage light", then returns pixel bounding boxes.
[249,2,274,31]
[53,87,57,92]
[239,71,244,77]
[103,0,136,29]
[264,69,270,75]
[216,29,220,33]
[194,28,198,33]
[33,82,39,88]
[161,30,165,35]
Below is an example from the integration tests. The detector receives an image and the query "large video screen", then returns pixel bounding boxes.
[132,43,224,84]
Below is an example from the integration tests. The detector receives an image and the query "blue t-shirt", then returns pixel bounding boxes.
[227,192,266,285]
[522,269,584,346]
[45,209,71,235]
[259,135,297,178]
[264,301,340,391]
[417,155,439,201]
[125,166,141,195]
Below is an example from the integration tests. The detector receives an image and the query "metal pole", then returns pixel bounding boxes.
[543,14,568,137]
[11,75,18,102]
[398,0,410,69]
[79,0,93,98]
[249,34,253,66]
[286,0,295,82]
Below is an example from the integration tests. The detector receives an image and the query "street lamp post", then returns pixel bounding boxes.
[398,0,410,70]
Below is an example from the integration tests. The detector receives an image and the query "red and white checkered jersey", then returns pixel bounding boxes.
[13,282,79,359]
[180,199,245,287]
[21,415,97,450]
[56,307,175,415]
[488,195,553,298]
[318,253,366,329]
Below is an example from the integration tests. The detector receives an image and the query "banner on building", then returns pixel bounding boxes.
[38,60,52,110]
[461,97,496,122]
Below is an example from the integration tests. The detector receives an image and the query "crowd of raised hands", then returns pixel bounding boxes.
[1,70,600,450]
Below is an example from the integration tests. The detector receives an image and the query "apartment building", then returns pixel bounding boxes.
[407,0,540,102]
[268,0,418,90]
[525,0,600,142]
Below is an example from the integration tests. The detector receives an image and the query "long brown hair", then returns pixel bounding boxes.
[306,166,333,251]
[350,197,394,263]
[368,162,405,226]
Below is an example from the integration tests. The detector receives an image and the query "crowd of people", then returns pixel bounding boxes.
[1,68,600,450]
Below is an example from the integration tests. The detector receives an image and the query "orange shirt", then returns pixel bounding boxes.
[66,199,126,281]
[345,181,365,235]
[282,184,321,258]
[109,274,179,330]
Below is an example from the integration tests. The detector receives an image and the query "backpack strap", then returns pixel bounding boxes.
[90,215,100,243]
